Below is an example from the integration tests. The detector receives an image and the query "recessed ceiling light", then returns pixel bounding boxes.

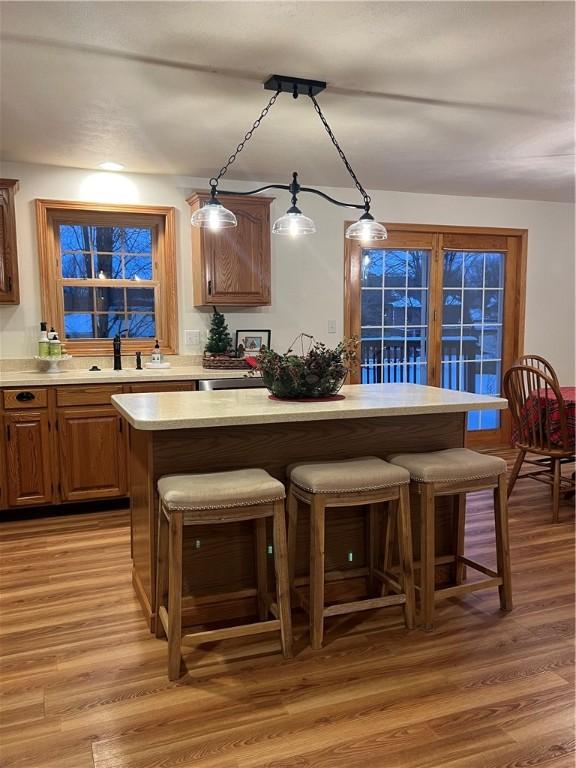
[98,161,124,171]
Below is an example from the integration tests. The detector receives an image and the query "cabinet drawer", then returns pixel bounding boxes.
[3,388,48,409]
[127,382,197,393]
[56,385,123,407]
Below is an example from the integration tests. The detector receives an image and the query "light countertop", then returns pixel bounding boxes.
[0,366,255,387]
[112,383,508,431]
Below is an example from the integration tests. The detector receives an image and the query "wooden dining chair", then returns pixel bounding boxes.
[515,354,560,387]
[503,365,575,522]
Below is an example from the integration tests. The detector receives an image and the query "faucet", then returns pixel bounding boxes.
[113,333,122,370]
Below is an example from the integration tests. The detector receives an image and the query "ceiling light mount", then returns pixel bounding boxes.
[191,75,387,241]
[98,161,125,172]
[263,74,326,98]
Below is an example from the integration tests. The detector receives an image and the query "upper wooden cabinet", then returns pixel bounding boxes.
[0,179,20,304]
[188,192,273,306]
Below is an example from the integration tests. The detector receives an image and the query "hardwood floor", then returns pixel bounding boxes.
[0,450,574,768]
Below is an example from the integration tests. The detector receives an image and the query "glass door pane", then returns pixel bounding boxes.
[360,249,430,384]
[441,250,505,431]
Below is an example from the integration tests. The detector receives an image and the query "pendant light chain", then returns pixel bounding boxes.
[210,90,281,191]
[309,93,371,210]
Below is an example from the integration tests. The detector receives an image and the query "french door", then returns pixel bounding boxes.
[345,225,527,446]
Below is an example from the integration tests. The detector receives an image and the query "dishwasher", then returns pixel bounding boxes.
[197,377,266,391]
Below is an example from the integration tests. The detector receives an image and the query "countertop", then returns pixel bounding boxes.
[112,383,508,431]
[0,366,255,387]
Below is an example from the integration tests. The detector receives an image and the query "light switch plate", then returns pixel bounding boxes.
[185,330,201,346]
[327,320,337,333]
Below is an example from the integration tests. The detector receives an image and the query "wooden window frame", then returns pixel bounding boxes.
[36,200,177,356]
[344,222,528,448]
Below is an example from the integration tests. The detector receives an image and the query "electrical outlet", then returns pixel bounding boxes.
[327,320,337,334]
[185,330,201,346]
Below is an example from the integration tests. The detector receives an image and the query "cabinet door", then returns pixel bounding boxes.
[5,411,53,506]
[58,407,127,501]
[0,179,20,304]
[0,416,8,509]
[189,193,272,306]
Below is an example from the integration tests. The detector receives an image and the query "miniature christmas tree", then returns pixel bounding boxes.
[205,306,232,355]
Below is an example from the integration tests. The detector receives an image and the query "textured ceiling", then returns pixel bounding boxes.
[0,1,574,201]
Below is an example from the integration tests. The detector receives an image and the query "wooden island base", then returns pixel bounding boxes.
[129,411,467,630]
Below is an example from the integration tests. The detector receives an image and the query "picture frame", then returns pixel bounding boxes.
[235,329,271,357]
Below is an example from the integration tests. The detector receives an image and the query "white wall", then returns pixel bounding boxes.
[1,161,574,383]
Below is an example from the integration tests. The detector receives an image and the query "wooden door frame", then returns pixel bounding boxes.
[344,222,528,447]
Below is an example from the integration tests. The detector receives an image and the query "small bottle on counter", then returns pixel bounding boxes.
[38,322,50,358]
[151,339,162,364]
[49,331,62,358]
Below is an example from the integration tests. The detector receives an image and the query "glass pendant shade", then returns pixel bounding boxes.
[272,206,316,237]
[191,199,237,230]
[345,213,388,242]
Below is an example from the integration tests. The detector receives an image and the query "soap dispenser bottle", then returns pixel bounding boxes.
[38,322,50,358]
[151,340,162,364]
[49,331,62,358]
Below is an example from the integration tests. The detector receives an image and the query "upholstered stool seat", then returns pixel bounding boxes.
[156,469,292,680]
[388,448,512,631]
[289,456,410,494]
[388,448,506,484]
[287,456,416,649]
[158,469,285,511]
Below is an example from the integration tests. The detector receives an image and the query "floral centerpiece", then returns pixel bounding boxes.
[255,334,358,399]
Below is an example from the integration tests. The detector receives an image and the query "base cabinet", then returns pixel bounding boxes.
[5,411,53,506]
[0,380,197,510]
[58,407,127,501]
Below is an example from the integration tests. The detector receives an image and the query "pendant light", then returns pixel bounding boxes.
[192,75,387,241]
[271,173,316,236]
[190,195,237,230]
[272,206,316,237]
[345,212,388,242]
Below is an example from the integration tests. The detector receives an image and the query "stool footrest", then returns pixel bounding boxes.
[158,605,169,636]
[413,554,456,570]
[324,594,406,618]
[181,587,258,609]
[458,556,498,579]
[291,587,310,613]
[373,567,402,594]
[293,567,369,588]
[434,577,502,601]
[181,619,281,646]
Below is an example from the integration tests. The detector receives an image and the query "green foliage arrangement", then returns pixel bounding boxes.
[205,306,233,355]
[257,334,358,399]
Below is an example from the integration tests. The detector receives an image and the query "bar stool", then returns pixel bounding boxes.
[287,456,416,650]
[155,468,293,680]
[388,448,512,631]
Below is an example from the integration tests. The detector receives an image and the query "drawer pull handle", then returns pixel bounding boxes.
[16,391,35,402]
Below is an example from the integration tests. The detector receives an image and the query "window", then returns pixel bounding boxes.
[345,225,527,446]
[36,201,177,355]
[361,249,429,385]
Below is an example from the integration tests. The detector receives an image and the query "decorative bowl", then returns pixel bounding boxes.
[257,336,357,400]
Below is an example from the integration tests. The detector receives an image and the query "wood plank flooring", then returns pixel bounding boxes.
[0,450,574,768]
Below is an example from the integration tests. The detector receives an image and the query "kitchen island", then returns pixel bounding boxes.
[113,383,507,630]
